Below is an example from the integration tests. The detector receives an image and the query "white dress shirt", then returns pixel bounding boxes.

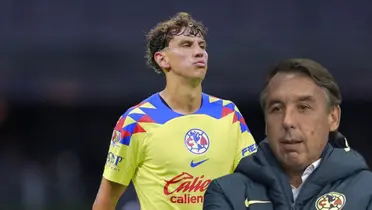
[291,159,321,201]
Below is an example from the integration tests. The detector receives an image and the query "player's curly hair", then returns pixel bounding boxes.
[145,12,208,74]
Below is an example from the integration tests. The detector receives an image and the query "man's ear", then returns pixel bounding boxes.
[264,111,268,136]
[265,124,267,136]
[154,51,170,71]
[329,105,341,132]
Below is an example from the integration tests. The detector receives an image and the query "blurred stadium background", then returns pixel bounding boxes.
[0,0,371,209]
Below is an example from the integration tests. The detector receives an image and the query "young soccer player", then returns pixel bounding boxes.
[93,12,257,210]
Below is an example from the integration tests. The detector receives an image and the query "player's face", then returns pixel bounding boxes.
[264,73,340,172]
[164,33,208,81]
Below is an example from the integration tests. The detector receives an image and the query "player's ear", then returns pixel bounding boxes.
[154,51,170,70]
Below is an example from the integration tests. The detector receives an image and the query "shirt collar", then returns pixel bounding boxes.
[291,158,321,189]
[304,158,321,175]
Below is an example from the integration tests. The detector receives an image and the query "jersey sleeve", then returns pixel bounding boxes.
[103,111,145,186]
[233,106,257,170]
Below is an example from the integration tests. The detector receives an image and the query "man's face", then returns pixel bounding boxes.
[156,31,208,81]
[264,73,340,172]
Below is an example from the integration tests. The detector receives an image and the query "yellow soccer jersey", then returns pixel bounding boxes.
[103,93,257,210]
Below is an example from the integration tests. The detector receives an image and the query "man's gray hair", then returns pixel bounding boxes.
[259,58,341,112]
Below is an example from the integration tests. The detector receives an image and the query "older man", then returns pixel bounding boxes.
[203,58,372,210]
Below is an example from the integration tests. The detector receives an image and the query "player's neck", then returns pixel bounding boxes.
[160,82,202,115]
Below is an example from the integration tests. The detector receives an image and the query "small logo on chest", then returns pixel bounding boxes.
[315,192,346,210]
[184,128,210,155]
[190,159,209,167]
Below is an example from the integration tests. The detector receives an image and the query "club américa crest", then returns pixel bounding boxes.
[184,128,210,155]
[315,192,346,210]
[110,130,121,147]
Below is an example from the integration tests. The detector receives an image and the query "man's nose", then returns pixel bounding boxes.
[282,109,296,129]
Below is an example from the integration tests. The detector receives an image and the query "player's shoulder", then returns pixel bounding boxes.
[113,94,155,127]
[122,93,157,115]
[203,93,242,111]
[203,93,233,103]
[111,94,160,145]
[116,92,175,127]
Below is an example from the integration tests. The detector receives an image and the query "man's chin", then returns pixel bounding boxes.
[280,155,307,170]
